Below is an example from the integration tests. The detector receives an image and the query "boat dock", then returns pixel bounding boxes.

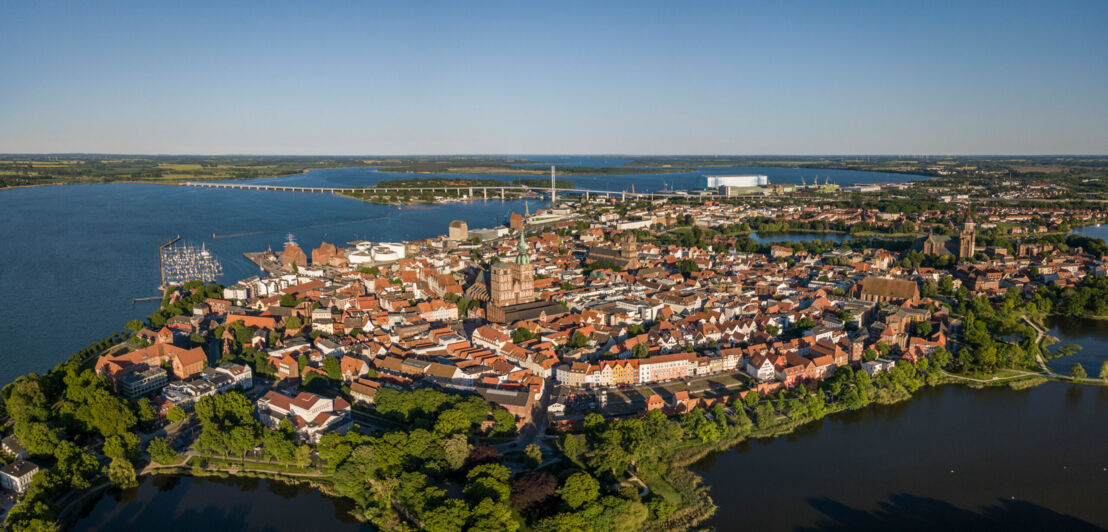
[244,251,284,276]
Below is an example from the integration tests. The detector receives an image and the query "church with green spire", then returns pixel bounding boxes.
[485,231,567,323]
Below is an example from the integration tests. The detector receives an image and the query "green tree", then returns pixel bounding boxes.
[1100,361,1108,381]
[294,444,312,467]
[558,472,600,509]
[914,321,932,337]
[167,406,186,423]
[285,315,303,330]
[107,457,139,489]
[743,390,760,409]
[464,464,512,505]
[525,443,543,467]
[755,403,776,429]
[731,406,754,436]
[467,498,519,532]
[677,258,699,276]
[103,433,140,461]
[53,440,99,491]
[262,430,297,464]
[492,409,516,435]
[322,356,342,380]
[194,392,260,457]
[134,397,156,428]
[147,437,177,464]
[511,328,535,344]
[569,331,588,348]
[1071,363,1087,380]
[13,421,59,456]
[563,433,588,463]
[441,433,471,471]
[423,498,470,532]
[434,409,472,435]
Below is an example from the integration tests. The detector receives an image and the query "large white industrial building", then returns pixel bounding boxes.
[698,174,769,189]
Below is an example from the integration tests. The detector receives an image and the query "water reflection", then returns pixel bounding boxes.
[1044,316,1108,375]
[798,493,1104,532]
[693,382,1108,530]
[75,475,370,531]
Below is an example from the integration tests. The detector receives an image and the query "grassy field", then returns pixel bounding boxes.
[640,471,682,505]
[200,455,323,475]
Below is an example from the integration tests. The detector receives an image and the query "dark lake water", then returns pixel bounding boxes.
[693,381,1108,531]
[749,232,850,244]
[1045,317,1108,376]
[74,475,369,531]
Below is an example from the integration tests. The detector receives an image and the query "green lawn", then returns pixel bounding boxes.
[640,472,681,505]
[200,456,322,475]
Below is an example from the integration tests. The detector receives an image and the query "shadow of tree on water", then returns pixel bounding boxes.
[797,493,1105,532]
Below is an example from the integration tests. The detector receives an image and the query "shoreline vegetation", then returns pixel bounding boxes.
[338,177,576,205]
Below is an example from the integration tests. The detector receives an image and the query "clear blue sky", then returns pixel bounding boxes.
[1,1,1105,155]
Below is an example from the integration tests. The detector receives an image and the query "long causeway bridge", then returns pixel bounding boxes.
[180,181,729,202]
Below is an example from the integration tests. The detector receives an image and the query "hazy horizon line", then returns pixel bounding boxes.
[2,153,1107,158]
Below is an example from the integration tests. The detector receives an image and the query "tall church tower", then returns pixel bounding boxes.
[958,216,975,259]
[620,231,637,261]
[512,232,535,303]
[490,233,535,307]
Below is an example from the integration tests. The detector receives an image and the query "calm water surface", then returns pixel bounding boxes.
[74,475,369,531]
[1045,316,1108,376]
[749,232,850,244]
[694,381,1108,531]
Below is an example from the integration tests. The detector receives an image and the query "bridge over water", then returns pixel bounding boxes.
[179,181,731,202]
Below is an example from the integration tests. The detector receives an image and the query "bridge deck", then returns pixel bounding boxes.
[179,181,724,199]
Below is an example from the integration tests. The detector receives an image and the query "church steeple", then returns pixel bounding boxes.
[515,232,531,265]
[958,214,976,259]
